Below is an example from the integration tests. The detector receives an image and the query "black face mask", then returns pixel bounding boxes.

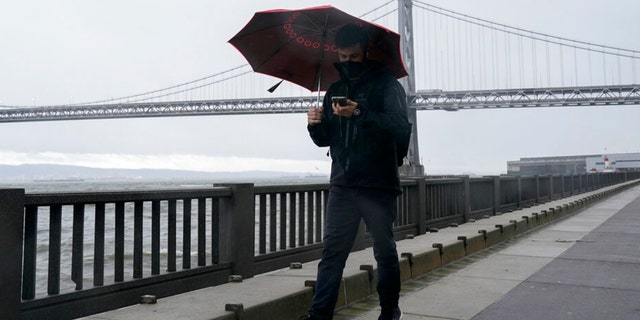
[335,60,369,79]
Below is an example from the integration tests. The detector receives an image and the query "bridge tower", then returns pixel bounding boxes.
[398,0,425,176]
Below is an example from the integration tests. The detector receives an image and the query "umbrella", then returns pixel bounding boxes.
[228,5,407,93]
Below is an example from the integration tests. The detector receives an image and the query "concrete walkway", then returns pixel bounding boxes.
[348,184,640,320]
[82,182,640,320]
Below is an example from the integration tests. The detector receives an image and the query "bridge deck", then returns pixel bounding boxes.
[1,85,639,122]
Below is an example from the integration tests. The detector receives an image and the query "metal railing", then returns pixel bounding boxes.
[1,172,638,319]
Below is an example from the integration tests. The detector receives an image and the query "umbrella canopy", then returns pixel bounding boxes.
[228,5,408,92]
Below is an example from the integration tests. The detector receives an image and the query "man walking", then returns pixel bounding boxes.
[301,23,410,320]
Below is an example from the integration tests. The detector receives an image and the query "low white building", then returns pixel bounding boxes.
[585,153,640,173]
[508,152,640,175]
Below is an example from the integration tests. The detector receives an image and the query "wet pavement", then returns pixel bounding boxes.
[344,184,640,320]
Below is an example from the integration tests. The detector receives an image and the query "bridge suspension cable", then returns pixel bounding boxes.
[413,1,640,58]
[65,65,254,106]
[413,0,640,91]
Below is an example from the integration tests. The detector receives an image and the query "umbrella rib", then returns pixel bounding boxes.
[314,13,330,92]
[256,36,299,69]
[296,13,326,34]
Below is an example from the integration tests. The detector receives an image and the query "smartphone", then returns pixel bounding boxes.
[331,96,348,106]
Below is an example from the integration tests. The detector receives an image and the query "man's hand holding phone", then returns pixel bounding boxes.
[331,96,359,117]
[331,96,348,106]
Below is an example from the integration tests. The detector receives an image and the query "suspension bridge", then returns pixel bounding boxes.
[1,0,639,173]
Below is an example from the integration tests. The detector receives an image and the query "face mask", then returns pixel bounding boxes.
[336,60,368,79]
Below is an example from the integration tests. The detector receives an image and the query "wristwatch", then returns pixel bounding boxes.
[352,108,361,116]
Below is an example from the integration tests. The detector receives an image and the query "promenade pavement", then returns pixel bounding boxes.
[348,183,640,320]
[83,182,640,320]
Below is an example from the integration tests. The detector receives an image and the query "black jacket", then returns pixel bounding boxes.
[308,61,410,194]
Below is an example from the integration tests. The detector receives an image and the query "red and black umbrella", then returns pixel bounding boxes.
[229,5,407,92]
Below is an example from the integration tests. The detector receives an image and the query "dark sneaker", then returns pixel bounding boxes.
[378,306,402,320]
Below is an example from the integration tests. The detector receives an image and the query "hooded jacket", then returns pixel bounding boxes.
[308,60,410,194]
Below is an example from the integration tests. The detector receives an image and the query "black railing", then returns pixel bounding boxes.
[1,172,639,319]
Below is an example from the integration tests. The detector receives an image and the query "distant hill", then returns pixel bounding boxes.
[0,163,318,181]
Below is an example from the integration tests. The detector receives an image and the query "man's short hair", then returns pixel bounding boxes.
[334,24,369,51]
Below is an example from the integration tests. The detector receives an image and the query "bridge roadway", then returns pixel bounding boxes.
[1,84,639,122]
[81,181,640,320]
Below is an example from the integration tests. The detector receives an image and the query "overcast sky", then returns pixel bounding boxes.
[1,0,639,176]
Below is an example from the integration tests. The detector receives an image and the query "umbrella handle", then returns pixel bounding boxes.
[316,91,321,109]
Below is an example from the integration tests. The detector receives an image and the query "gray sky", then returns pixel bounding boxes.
[1,0,639,175]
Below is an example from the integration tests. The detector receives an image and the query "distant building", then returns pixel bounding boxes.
[585,153,640,173]
[507,153,640,175]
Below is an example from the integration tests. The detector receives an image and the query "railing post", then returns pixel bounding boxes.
[535,175,540,204]
[572,174,576,194]
[516,176,522,208]
[462,176,471,222]
[415,178,427,235]
[492,176,501,215]
[569,174,573,195]
[569,173,578,196]
[0,189,25,320]
[216,183,255,279]
[597,172,602,188]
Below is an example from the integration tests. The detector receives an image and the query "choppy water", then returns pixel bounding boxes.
[0,176,328,297]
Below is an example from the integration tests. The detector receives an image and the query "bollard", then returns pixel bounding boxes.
[225,303,245,320]
[140,295,157,304]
